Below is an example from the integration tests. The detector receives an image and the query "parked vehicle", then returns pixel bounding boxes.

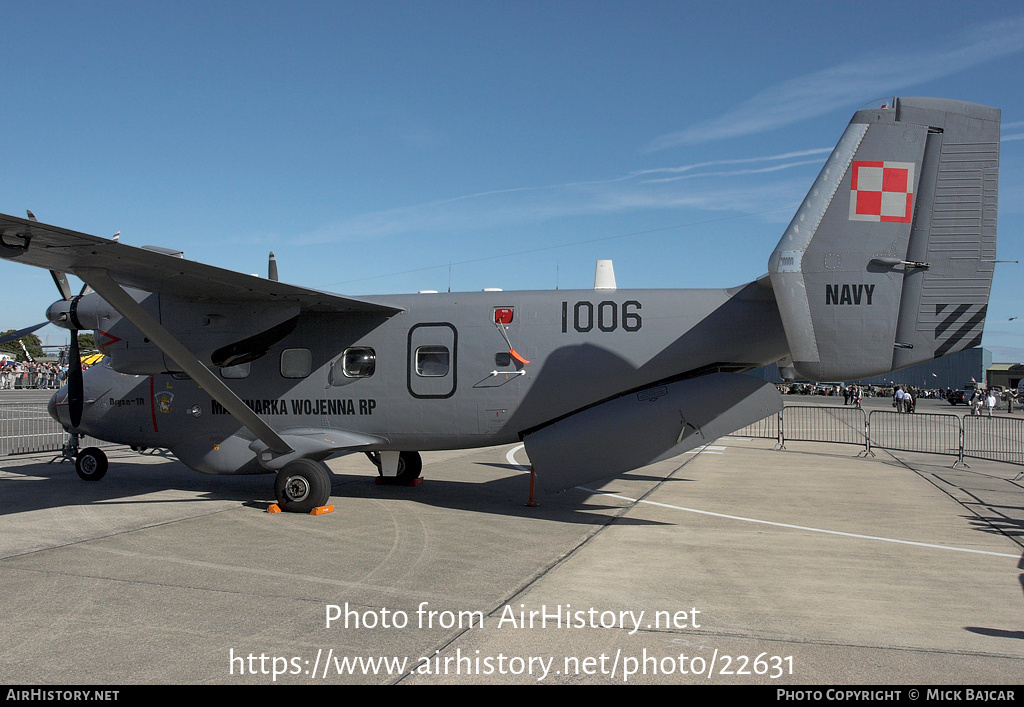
[946,389,968,405]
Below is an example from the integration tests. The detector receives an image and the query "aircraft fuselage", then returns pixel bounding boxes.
[55,280,786,474]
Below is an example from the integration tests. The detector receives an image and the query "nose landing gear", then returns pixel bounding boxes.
[75,446,108,481]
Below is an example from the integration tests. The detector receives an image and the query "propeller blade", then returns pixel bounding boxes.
[0,322,48,346]
[68,332,84,428]
[268,252,278,282]
[50,270,73,300]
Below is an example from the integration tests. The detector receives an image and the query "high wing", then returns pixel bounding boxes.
[0,213,402,314]
[0,211,400,464]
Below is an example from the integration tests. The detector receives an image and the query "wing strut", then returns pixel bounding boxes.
[76,267,294,456]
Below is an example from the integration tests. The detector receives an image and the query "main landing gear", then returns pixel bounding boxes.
[272,451,422,513]
[274,458,332,514]
[365,451,423,485]
[65,446,423,514]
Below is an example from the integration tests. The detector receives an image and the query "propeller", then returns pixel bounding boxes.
[23,210,87,428]
[50,269,73,300]
[50,282,90,429]
[67,325,84,428]
[0,321,49,347]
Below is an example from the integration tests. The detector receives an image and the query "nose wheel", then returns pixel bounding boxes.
[75,447,108,481]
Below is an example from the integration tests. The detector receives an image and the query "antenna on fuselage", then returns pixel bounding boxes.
[594,260,616,290]
[268,252,279,281]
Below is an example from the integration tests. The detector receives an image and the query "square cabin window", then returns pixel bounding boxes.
[415,345,450,377]
[280,348,312,378]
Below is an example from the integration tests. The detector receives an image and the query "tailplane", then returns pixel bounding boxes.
[769,97,999,381]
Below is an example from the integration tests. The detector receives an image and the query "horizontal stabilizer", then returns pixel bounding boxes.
[523,373,782,493]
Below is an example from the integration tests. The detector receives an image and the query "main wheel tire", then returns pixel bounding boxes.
[76,447,108,481]
[274,458,331,513]
[395,451,422,484]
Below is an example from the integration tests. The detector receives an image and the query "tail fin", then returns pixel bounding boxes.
[769,97,1000,381]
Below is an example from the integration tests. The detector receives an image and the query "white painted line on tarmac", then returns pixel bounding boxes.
[505,445,1018,559]
[685,445,725,454]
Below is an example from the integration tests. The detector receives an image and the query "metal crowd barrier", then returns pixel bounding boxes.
[779,405,867,446]
[867,410,964,464]
[734,405,1024,469]
[3,372,62,390]
[0,402,112,456]
[963,416,1024,466]
[732,412,779,442]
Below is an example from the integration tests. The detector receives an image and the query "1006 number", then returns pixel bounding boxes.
[561,300,642,333]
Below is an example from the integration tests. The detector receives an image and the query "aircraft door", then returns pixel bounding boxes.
[408,323,457,399]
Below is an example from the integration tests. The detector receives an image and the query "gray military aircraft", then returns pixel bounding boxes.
[0,97,1000,512]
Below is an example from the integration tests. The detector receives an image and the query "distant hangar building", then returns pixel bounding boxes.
[986,363,1024,391]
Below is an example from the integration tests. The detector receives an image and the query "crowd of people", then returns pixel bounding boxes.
[780,380,1019,416]
[962,387,1017,416]
[781,382,941,400]
[0,359,67,390]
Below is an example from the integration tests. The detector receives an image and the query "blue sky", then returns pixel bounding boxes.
[2,1,1023,360]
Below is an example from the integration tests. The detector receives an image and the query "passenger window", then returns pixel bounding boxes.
[415,346,450,377]
[330,347,375,385]
[494,352,511,367]
[281,348,311,378]
[221,362,251,379]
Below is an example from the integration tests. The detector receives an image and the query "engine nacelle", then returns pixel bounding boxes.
[48,290,300,375]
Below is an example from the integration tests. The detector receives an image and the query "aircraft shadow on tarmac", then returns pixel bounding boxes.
[0,452,669,527]
[0,454,270,516]
[965,626,1024,640]
[475,460,698,485]
[967,555,1024,641]
[325,465,669,527]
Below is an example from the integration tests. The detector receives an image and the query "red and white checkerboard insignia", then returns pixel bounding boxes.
[848,160,915,223]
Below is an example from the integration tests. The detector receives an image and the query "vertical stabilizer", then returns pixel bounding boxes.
[769,97,999,381]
